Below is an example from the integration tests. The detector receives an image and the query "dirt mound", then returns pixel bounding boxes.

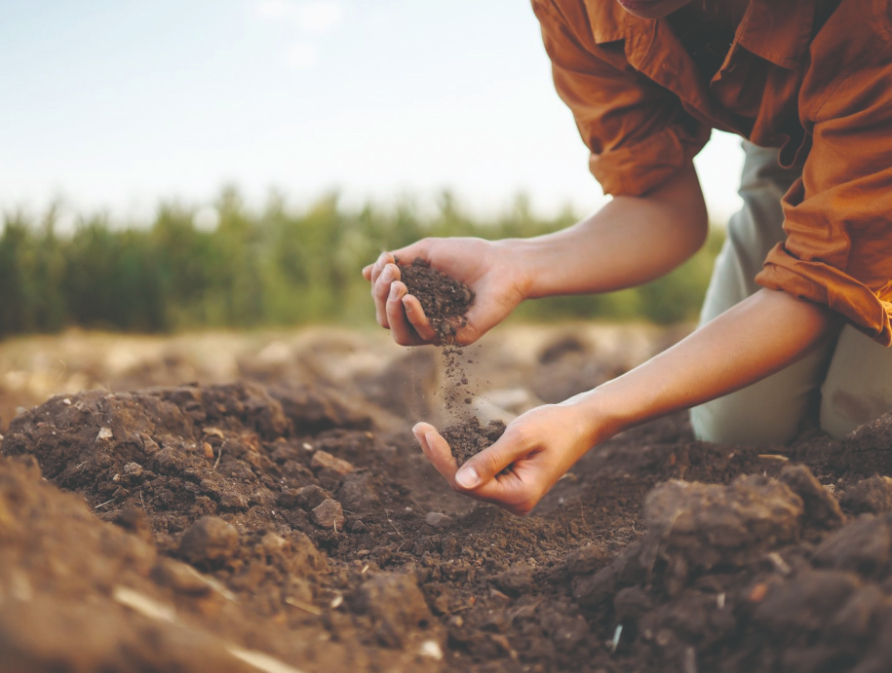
[7,335,892,671]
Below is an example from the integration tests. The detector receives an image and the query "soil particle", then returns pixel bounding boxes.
[425,511,452,528]
[779,463,845,529]
[311,498,346,530]
[442,417,506,466]
[349,573,436,648]
[493,564,535,596]
[178,516,239,565]
[841,475,892,515]
[398,257,474,343]
[311,449,354,475]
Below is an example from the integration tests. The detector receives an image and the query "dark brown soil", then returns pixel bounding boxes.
[398,257,474,343]
[6,330,892,672]
[442,418,507,466]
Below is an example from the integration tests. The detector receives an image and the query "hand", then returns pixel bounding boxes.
[412,402,599,516]
[361,237,529,346]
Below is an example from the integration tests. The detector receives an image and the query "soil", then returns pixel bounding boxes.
[397,258,497,468]
[5,327,892,672]
[398,258,474,344]
[442,418,507,466]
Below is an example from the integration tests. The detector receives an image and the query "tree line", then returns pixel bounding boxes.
[0,188,723,338]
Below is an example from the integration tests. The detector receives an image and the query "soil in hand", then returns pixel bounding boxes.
[442,417,506,466]
[398,257,474,343]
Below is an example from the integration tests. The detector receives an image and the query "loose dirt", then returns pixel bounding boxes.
[4,327,892,672]
[398,257,474,344]
[398,258,501,468]
[442,418,507,467]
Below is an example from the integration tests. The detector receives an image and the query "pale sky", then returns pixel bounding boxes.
[0,0,744,227]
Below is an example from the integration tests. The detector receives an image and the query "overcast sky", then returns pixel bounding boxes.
[0,0,745,228]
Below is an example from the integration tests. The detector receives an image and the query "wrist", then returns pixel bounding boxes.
[560,386,627,452]
[492,238,538,301]
[493,237,550,300]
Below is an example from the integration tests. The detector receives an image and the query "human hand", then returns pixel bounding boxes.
[412,401,599,516]
[361,237,529,346]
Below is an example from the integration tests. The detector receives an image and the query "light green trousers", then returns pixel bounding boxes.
[689,142,892,445]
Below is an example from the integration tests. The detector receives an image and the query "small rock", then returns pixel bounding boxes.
[425,512,452,527]
[178,516,239,564]
[123,462,143,477]
[294,484,330,510]
[419,640,444,660]
[311,450,353,475]
[96,427,113,441]
[312,499,346,530]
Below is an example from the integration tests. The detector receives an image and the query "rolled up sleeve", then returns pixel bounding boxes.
[756,29,892,344]
[532,0,710,197]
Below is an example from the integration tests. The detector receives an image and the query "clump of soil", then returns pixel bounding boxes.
[442,417,506,466]
[398,257,474,343]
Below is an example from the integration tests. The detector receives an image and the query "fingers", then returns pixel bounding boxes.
[368,252,394,286]
[455,430,529,490]
[413,423,458,478]
[402,295,437,343]
[413,421,541,516]
[386,282,427,346]
[372,262,400,329]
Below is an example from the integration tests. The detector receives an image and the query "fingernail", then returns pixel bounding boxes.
[389,284,399,300]
[455,466,480,489]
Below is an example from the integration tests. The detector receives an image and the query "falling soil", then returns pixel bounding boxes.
[442,418,507,467]
[398,257,475,344]
[7,329,892,672]
[397,257,492,467]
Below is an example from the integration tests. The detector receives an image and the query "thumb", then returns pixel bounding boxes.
[454,431,525,490]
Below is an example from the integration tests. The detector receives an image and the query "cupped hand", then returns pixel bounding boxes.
[412,402,598,516]
[361,237,529,346]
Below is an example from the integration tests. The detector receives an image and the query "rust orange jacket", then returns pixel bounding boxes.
[532,0,892,344]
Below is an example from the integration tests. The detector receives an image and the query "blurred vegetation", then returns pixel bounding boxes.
[0,189,724,338]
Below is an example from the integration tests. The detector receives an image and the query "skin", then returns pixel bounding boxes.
[360,1,842,516]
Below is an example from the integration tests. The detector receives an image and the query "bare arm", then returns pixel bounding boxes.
[514,163,708,298]
[363,164,708,345]
[417,288,842,515]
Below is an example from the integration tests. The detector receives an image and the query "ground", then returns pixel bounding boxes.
[2,324,892,673]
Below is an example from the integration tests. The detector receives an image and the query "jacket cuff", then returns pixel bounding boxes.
[589,124,710,197]
[757,243,892,346]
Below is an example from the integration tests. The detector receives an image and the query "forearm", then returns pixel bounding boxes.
[571,289,842,444]
[507,165,708,299]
